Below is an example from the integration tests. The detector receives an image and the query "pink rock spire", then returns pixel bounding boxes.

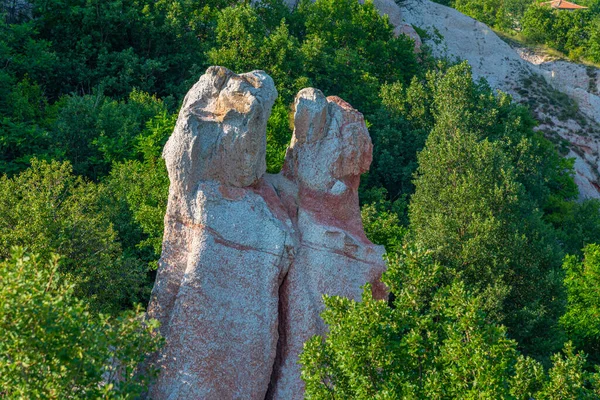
[147,67,386,399]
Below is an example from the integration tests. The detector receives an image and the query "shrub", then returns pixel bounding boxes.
[0,248,163,399]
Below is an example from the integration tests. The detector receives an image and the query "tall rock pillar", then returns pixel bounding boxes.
[147,66,294,399]
[266,89,387,399]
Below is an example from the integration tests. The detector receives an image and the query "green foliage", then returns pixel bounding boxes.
[0,248,163,399]
[22,0,232,100]
[105,158,170,271]
[453,0,527,30]
[102,109,173,270]
[540,342,600,399]
[208,2,305,104]
[364,97,427,200]
[300,247,600,399]
[0,0,225,176]
[0,159,150,312]
[0,19,58,175]
[296,0,418,115]
[209,0,420,109]
[521,5,557,43]
[266,100,293,173]
[49,90,169,179]
[407,62,567,357]
[561,244,600,365]
[360,187,408,252]
[521,5,594,61]
[547,199,600,257]
[437,0,535,30]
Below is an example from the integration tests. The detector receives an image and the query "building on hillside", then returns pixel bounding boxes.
[540,0,588,10]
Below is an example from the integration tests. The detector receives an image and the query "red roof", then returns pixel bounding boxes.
[541,0,588,9]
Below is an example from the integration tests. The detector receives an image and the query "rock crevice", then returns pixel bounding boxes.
[147,67,386,399]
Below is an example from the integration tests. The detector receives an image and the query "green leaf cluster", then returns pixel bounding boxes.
[0,248,163,399]
[561,244,600,366]
[301,247,600,399]
[0,159,151,313]
[407,63,569,357]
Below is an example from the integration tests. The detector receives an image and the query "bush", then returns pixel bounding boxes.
[0,159,151,313]
[562,244,600,366]
[0,248,163,399]
[300,247,600,399]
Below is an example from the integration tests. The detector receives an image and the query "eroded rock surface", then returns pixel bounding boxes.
[148,67,294,399]
[266,90,387,399]
[147,68,386,399]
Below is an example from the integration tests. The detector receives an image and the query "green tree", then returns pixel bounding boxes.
[0,248,163,399]
[360,187,408,252]
[453,0,514,30]
[266,100,293,173]
[300,247,600,399]
[208,2,306,103]
[102,109,173,270]
[25,0,229,100]
[561,244,600,365]
[0,159,150,312]
[0,19,58,175]
[105,158,170,271]
[49,90,168,179]
[407,63,566,357]
[297,0,418,115]
[547,199,600,257]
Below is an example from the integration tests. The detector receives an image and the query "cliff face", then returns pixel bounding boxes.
[147,67,386,399]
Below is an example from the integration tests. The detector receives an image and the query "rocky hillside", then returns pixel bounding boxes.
[396,0,600,199]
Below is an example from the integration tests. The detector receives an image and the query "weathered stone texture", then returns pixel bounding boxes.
[147,67,386,399]
[266,90,387,399]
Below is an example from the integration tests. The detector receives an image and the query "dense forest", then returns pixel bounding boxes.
[2,0,600,397]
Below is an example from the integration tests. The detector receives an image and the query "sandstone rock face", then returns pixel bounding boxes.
[396,23,422,52]
[148,66,294,399]
[266,90,387,399]
[147,68,386,399]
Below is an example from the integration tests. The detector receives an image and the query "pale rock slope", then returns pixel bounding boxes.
[401,0,531,93]
[518,49,600,197]
[147,67,386,399]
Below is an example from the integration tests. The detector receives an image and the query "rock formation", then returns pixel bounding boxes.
[147,67,386,399]
[265,89,388,399]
